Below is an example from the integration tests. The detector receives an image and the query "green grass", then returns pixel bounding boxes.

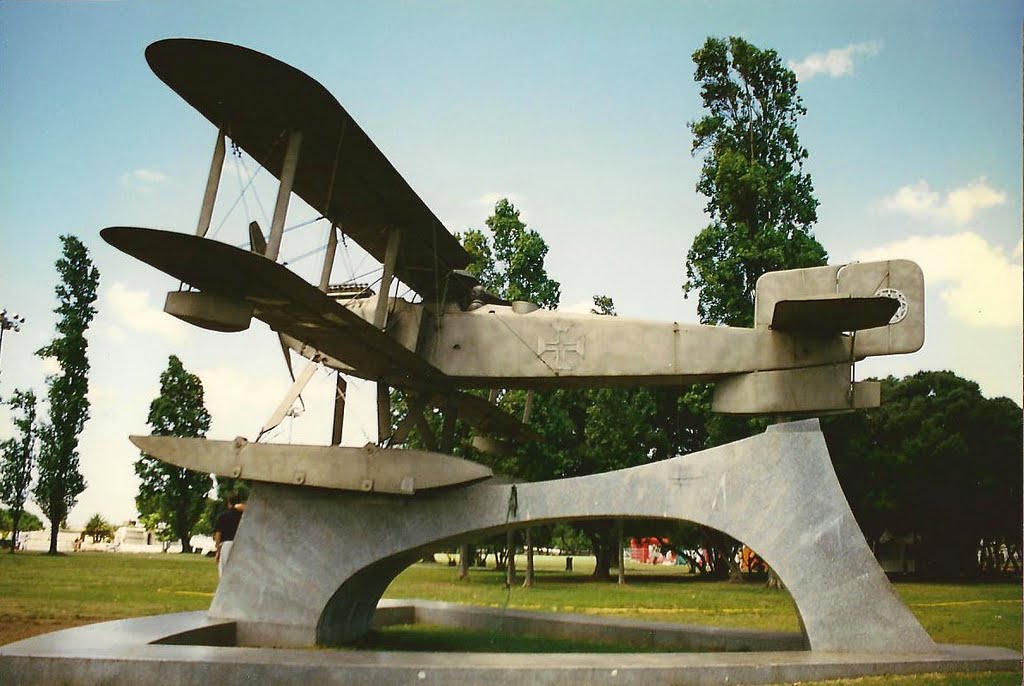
[0,551,216,644]
[0,551,1019,685]
[893,582,1023,650]
[385,556,804,633]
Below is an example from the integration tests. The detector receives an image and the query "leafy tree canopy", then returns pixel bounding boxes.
[135,355,213,554]
[0,388,38,551]
[83,513,114,542]
[824,371,1023,578]
[684,36,827,327]
[0,508,44,533]
[460,199,561,309]
[34,235,99,553]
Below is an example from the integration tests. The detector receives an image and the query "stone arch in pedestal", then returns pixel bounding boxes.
[210,420,935,653]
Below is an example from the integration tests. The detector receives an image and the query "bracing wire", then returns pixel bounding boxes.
[233,150,252,230]
[233,216,326,250]
[236,152,271,229]
[211,145,265,239]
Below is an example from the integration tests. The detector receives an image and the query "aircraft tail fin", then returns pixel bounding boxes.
[755,259,924,357]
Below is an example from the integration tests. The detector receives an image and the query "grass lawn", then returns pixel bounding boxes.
[0,551,1019,685]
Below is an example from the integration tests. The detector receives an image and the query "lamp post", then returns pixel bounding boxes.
[0,308,26,373]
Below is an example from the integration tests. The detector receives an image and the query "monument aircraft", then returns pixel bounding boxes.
[104,38,925,496]
[10,39,1019,680]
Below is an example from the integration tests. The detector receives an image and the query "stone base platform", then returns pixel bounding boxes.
[1,604,1019,686]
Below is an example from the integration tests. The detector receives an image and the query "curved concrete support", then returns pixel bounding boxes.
[210,419,935,653]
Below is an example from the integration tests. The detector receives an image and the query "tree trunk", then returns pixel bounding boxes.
[594,547,612,579]
[175,506,193,554]
[522,528,534,588]
[765,565,785,589]
[505,529,516,587]
[616,520,626,585]
[48,521,59,555]
[9,509,22,553]
[589,526,614,580]
[727,545,743,583]
[458,543,471,580]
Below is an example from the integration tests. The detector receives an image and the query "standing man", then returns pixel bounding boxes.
[213,493,245,577]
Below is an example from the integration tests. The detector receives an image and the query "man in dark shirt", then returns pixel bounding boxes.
[214,493,245,577]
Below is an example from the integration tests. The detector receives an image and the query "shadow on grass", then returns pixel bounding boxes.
[351,624,668,653]
[490,571,769,585]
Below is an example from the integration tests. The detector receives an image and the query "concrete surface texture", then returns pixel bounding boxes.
[212,419,935,651]
[1,609,1019,686]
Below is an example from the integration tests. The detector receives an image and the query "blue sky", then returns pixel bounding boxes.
[1,1,1020,527]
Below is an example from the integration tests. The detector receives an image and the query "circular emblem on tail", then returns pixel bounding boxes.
[875,288,908,324]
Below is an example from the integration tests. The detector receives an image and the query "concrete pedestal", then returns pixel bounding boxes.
[3,420,1020,685]
[213,419,934,651]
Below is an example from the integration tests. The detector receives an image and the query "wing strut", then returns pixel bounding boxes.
[265,130,303,261]
[196,128,226,237]
[319,224,339,291]
[257,359,317,441]
[377,383,392,444]
[331,374,347,446]
[373,229,401,329]
[388,394,428,446]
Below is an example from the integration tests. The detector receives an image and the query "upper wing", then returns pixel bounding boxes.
[101,226,441,389]
[145,38,471,302]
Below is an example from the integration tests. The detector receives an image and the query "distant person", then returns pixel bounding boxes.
[214,493,245,577]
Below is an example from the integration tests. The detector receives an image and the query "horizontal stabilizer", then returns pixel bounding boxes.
[771,295,898,335]
[755,259,924,356]
[131,435,493,494]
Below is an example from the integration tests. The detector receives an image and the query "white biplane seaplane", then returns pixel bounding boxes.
[105,39,924,496]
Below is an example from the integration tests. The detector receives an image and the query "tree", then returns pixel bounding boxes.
[83,513,114,543]
[0,389,38,552]
[135,355,213,554]
[34,235,100,555]
[824,372,1023,578]
[684,36,826,327]
[681,37,829,585]
[460,199,561,309]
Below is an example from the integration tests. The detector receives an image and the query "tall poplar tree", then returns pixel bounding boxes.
[684,36,827,327]
[681,37,829,583]
[135,355,213,553]
[34,235,100,554]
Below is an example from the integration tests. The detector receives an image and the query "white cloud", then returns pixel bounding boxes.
[879,178,1007,225]
[132,169,167,183]
[104,282,191,345]
[196,365,283,440]
[789,41,881,81]
[856,232,1023,328]
[119,168,169,192]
